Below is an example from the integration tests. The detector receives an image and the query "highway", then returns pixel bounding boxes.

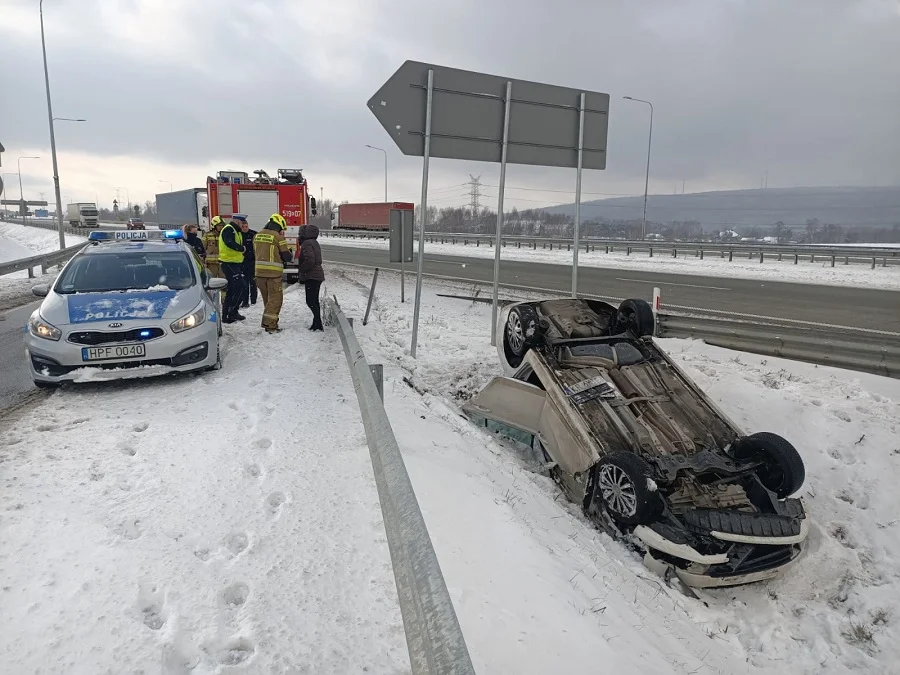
[321,243,900,331]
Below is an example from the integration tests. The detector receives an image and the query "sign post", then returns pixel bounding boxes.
[367,61,609,357]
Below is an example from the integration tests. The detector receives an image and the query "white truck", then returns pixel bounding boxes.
[66,202,100,229]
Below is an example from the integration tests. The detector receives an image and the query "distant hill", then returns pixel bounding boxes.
[543,186,900,230]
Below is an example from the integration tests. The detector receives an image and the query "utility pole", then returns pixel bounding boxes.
[468,174,482,231]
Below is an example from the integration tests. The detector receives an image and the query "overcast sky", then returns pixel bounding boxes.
[1,0,898,211]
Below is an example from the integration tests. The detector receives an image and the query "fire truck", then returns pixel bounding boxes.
[207,169,317,280]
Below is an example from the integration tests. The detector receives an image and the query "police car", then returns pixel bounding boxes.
[25,229,227,388]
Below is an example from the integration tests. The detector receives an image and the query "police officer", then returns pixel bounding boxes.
[203,216,225,278]
[219,214,248,323]
[239,219,258,308]
[254,213,292,333]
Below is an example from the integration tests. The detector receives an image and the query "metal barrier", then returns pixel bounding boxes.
[320,229,900,267]
[329,297,476,675]
[657,313,900,379]
[0,242,85,278]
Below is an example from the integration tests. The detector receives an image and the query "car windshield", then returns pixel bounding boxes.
[55,251,196,294]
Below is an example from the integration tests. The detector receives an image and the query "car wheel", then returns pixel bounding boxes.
[731,432,805,498]
[209,344,222,371]
[503,305,540,368]
[594,452,660,526]
[616,299,655,337]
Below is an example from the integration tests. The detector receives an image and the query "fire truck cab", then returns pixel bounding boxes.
[207,169,317,281]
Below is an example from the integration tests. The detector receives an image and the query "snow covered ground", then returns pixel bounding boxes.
[0,222,87,309]
[321,236,900,290]
[2,266,899,674]
[329,267,900,674]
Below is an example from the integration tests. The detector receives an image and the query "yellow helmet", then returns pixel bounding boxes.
[211,215,223,227]
[270,213,287,229]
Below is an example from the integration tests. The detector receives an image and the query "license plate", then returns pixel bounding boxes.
[81,344,147,361]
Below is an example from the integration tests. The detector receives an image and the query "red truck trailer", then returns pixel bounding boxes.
[330,202,414,231]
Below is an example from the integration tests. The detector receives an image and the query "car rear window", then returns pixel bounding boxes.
[569,342,646,366]
[56,251,195,294]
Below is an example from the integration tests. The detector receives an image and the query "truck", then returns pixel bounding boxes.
[207,169,317,280]
[66,202,100,229]
[330,202,414,231]
[155,188,209,231]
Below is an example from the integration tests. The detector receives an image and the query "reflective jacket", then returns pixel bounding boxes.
[218,222,244,264]
[254,221,292,277]
[202,227,221,262]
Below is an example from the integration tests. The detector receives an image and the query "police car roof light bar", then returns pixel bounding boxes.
[87,230,184,242]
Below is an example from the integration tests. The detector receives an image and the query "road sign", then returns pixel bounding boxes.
[367,60,609,170]
[369,60,610,357]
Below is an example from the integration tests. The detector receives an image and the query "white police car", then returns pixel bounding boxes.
[25,230,227,388]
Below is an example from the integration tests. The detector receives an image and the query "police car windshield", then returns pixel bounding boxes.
[55,251,196,294]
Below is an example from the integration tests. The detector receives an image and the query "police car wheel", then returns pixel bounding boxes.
[211,345,222,371]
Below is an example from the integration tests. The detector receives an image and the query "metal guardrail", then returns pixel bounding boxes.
[657,313,900,378]
[329,297,476,675]
[321,229,900,268]
[0,242,85,278]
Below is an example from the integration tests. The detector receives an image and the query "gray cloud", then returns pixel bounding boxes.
[2,0,898,207]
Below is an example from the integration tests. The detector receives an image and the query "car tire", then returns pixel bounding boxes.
[503,304,541,368]
[209,345,222,371]
[731,432,805,498]
[594,452,661,526]
[616,299,655,337]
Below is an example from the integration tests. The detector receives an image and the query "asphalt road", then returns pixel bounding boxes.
[0,300,40,410]
[321,244,900,331]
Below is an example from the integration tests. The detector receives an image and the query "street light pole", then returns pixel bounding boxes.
[365,145,388,202]
[623,96,653,240]
[40,0,67,249]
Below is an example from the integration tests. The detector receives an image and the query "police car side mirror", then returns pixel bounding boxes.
[205,277,228,291]
[32,284,50,297]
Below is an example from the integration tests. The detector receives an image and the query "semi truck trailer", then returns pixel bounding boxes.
[155,188,209,230]
[330,202,414,231]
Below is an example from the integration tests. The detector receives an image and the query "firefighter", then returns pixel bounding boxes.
[203,216,225,278]
[219,214,248,323]
[254,213,292,333]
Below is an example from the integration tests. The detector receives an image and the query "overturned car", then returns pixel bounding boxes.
[463,297,809,588]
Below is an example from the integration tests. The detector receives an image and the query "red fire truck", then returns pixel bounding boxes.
[207,169,317,280]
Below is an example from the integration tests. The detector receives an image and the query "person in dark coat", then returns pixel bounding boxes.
[182,224,206,260]
[298,223,325,331]
[239,220,258,307]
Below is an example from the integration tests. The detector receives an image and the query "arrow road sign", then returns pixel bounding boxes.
[367,60,609,170]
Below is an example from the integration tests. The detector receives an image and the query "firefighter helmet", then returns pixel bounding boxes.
[211,215,223,227]
[270,213,287,229]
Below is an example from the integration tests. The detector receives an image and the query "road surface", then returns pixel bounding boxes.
[0,301,40,410]
[321,243,900,331]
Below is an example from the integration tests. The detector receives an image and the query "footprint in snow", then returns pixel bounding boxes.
[245,463,262,478]
[265,492,286,518]
[133,421,150,433]
[253,438,272,450]
[218,638,255,666]
[114,519,143,540]
[119,442,137,457]
[225,532,249,556]
[221,582,250,607]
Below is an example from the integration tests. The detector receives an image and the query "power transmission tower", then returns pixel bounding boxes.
[468,174,482,231]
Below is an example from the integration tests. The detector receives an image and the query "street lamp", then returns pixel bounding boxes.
[623,96,654,240]
[158,179,172,192]
[40,0,70,249]
[365,145,388,202]
[53,117,86,122]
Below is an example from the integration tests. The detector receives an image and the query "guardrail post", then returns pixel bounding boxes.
[550,242,553,251]
[28,267,35,279]
[845,256,849,265]
[759,251,764,264]
[811,253,815,263]
[700,249,704,260]
[795,253,799,265]
[364,268,380,323]
[606,245,610,254]
[517,241,520,248]
[872,257,876,269]
[778,252,782,261]
[649,247,653,257]
[673,248,677,258]
[831,255,836,268]
[567,243,571,251]
[883,257,888,268]
[627,246,631,255]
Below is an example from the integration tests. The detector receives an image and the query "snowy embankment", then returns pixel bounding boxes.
[1,266,899,673]
[321,236,900,290]
[0,222,86,310]
[331,267,900,674]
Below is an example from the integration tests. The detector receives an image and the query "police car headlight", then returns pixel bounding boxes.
[170,303,207,333]
[28,311,61,341]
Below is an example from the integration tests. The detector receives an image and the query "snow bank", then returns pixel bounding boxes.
[328,266,900,674]
[0,221,86,256]
[0,289,409,674]
[0,223,86,308]
[321,236,900,290]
